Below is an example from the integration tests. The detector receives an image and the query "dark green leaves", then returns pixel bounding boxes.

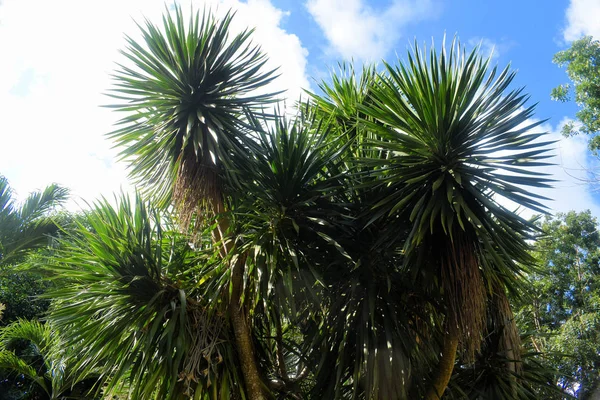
[363,39,553,253]
[46,195,239,399]
[552,36,600,152]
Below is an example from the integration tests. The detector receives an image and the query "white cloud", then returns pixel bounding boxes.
[563,0,600,41]
[0,0,310,209]
[497,118,600,219]
[306,0,439,62]
[467,37,512,61]
[544,119,600,217]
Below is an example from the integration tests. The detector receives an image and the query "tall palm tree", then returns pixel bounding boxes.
[107,6,278,399]
[359,40,553,399]
[47,5,555,398]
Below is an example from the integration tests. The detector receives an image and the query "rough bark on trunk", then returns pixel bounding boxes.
[230,258,266,400]
[212,197,266,400]
[425,331,459,400]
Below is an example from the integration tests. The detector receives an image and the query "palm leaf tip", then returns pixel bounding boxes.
[108,4,279,220]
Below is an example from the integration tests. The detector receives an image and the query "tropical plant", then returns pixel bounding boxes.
[306,40,553,399]
[0,176,68,325]
[44,6,554,400]
[106,7,278,397]
[0,319,98,399]
[47,195,249,399]
[0,175,68,267]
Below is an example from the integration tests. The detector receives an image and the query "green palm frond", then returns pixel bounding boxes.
[308,62,377,133]
[213,110,345,313]
[305,272,436,400]
[0,318,53,352]
[46,194,244,399]
[18,184,69,223]
[0,176,68,266]
[108,5,279,219]
[0,319,98,400]
[0,350,50,395]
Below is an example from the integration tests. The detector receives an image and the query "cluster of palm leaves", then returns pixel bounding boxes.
[32,6,556,400]
[0,319,99,399]
[0,176,68,267]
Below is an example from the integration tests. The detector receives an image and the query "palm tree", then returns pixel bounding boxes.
[0,319,98,399]
[358,40,553,399]
[0,176,68,325]
[45,6,554,398]
[0,175,68,266]
[107,6,278,399]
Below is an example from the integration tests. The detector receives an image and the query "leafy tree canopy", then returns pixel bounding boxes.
[516,211,600,399]
[552,36,600,153]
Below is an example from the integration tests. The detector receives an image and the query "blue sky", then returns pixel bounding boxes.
[1,0,599,216]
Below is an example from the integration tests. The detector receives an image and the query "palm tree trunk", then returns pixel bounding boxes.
[230,258,266,400]
[425,330,459,400]
[212,198,265,400]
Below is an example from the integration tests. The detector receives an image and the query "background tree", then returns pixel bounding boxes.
[0,175,68,268]
[0,175,68,323]
[552,36,600,153]
[0,319,99,400]
[0,176,68,399]
[515,210,600,399]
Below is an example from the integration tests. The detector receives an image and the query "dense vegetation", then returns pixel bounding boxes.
[552,36,600,152]
[1,6,599,400]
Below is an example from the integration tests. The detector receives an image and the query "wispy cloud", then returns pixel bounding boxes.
[306,0,440,62]
[466,37,516,61]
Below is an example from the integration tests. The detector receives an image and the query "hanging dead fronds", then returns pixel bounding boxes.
[173,147,223,231]
[441,234,487,361]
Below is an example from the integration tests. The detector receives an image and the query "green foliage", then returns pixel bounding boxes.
[0,176,68,266]
[108,5,278,209]
[0,176,68,325]
[0,319,99,400]
[552,37,600,152]
[41,7,556,400]
[516,211,600,399]
[46,195,245,399]
[0,269,49,325]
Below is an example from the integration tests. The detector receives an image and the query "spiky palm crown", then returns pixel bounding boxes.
[108,6,278,223]
[46,195,249,399]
